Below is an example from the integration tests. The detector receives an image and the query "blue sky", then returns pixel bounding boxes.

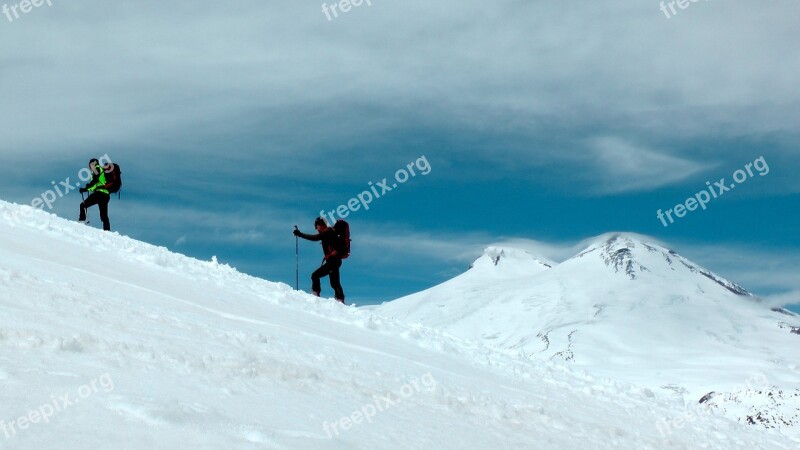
[1,1,798,311]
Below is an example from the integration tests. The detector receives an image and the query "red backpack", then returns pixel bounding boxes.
[103,163,123,195]
[333,220,350,259]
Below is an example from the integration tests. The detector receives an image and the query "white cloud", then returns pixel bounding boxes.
[229,230,267,244]
[588,137,717,194]
[1,0,799,158]
[762,291,800,308]
[357,228,491,266]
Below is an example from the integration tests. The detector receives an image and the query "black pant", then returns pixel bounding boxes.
[79,192,111,231]
[312,256,345,301]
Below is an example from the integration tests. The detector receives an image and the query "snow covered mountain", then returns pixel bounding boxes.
[377,233,800,433]
[2,201,799,449]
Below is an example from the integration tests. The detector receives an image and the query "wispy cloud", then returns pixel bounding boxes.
[357,228,492,266]
[761,291,800,308]
[587,137,717,194]
[2,1,799,161]
[680,244,800,301]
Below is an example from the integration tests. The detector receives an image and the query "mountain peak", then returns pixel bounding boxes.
[573,233,665,279]
[580,232,664,250]
[568,233,751,295]
[468,246,552,278]
[479,246,552,267]
[573,233,752,296]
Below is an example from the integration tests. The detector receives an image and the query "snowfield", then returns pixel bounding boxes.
[1,200,798,449]
[377,234,800,438]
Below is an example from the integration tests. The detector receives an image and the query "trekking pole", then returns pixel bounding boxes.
[294,226,299,291]
[79,191,89,225]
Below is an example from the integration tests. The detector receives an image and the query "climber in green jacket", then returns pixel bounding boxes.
[78,158,111,231]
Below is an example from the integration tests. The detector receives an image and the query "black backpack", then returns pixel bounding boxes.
[103,163,123,194]
[333,220,350,259]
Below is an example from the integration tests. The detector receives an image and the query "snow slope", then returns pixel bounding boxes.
[377,234,800,434]
[1,202,798,449]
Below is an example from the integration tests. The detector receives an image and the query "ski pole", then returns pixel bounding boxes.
[294,225,299,291]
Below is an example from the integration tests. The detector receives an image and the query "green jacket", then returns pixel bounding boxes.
[87,168,110,195]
